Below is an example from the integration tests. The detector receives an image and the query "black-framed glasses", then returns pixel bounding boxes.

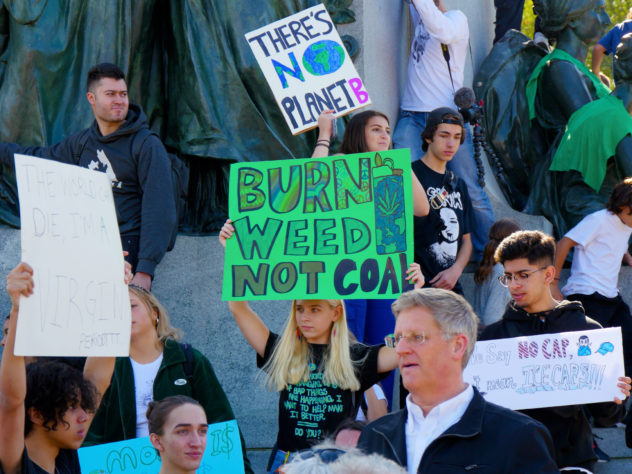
[498,267,548,287]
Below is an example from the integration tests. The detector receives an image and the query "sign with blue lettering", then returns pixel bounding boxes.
[245,3,371,134]
[464,328,626,410]
[78,420,243,473]
[222,150,414,300]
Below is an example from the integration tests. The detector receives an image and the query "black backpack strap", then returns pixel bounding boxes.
[71,128,91,164]
[441,43,455,93]
[179,343,195,386]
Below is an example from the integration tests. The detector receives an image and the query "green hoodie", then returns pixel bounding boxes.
[83,339,253,473]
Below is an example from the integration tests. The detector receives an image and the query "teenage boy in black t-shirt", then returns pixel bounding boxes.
[0,263,116,474]
[412,107,473,294]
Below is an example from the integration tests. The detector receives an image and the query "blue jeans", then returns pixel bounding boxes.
[392,110,495,260]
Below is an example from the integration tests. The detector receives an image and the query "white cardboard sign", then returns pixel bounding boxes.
[245,3,371,135]
[463,328,624,410]
[14,154,131,356]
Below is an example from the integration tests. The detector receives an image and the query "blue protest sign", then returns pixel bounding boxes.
[78,420,243,473]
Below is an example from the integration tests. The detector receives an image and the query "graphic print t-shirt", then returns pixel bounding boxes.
[412,160,472,284]
[257,333,387,452]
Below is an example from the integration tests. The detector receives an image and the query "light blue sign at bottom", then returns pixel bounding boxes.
[78,419,243,474]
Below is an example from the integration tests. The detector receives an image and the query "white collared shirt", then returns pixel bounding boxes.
[405,384,474,474]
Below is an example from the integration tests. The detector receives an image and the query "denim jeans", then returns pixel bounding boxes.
[493,0,525,43]
[392,110,495,260]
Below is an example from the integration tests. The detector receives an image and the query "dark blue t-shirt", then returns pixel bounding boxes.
[0,448,80,474]
[598,20,632,54]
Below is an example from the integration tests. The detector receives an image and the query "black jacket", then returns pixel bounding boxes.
[480,300,625,468]
[0,104,176,276]
[357,387,558,473]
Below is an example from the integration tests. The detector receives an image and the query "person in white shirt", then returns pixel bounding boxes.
[357,288,558,473]
[553,178,632,382]
[393,0,494,261]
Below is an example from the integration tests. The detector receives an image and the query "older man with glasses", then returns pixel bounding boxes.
[357,287,558,473]
[479,230,631,471]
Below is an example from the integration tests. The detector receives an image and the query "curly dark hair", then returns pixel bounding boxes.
[606,177,632,215]
[614,34,632,85]
[494,230,556,267]
[24,361,97,435]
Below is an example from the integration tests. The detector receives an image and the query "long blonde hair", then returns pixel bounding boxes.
[129,285,182,343]
[262,300,360,392]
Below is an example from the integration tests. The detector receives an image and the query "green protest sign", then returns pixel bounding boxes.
[222,149,414,300]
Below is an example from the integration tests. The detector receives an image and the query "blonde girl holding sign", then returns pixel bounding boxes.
[220,222,424,473]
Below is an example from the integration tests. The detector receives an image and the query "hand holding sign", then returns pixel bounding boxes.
[464,328,627,410]
[219,219,235,248]
[222,150,415,301]
[615,376,632,404]
[14,155,131,357]
[6,262,34,308]
[245,4,371,135]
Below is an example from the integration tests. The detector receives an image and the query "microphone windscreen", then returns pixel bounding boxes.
[454,87,475,110]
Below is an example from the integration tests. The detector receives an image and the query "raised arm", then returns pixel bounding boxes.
[312,109,336,158]
[411,0,468,44]
[220,219,270,357]
[0,263,33,474]
[82,356,115,428]
[552,236,577,300]
[591,44,610,87]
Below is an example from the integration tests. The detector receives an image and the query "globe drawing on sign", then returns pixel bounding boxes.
[302,40,346,76]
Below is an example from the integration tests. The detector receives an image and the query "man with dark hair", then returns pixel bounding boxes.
[0,63,176,290]
[358,288,558,473]
[480,230,630,470]
[0,262,115,474]
[412,107,473,294]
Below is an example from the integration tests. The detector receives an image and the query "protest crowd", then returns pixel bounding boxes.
[3,1,632,473]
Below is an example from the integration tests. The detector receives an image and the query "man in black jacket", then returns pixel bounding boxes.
[479,230,631,470]
[0,63,176,290]
[357,287,558,473]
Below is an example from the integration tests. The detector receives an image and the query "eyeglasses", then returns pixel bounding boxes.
[291,447,346,465]
[498,267,548,287]
[385,332,430,348]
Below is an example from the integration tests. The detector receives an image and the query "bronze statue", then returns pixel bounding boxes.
[547,34,632,230]
[0,0,333,232]
[476,0,622,236]
[0,0,163,227]
[163,0,321,232]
